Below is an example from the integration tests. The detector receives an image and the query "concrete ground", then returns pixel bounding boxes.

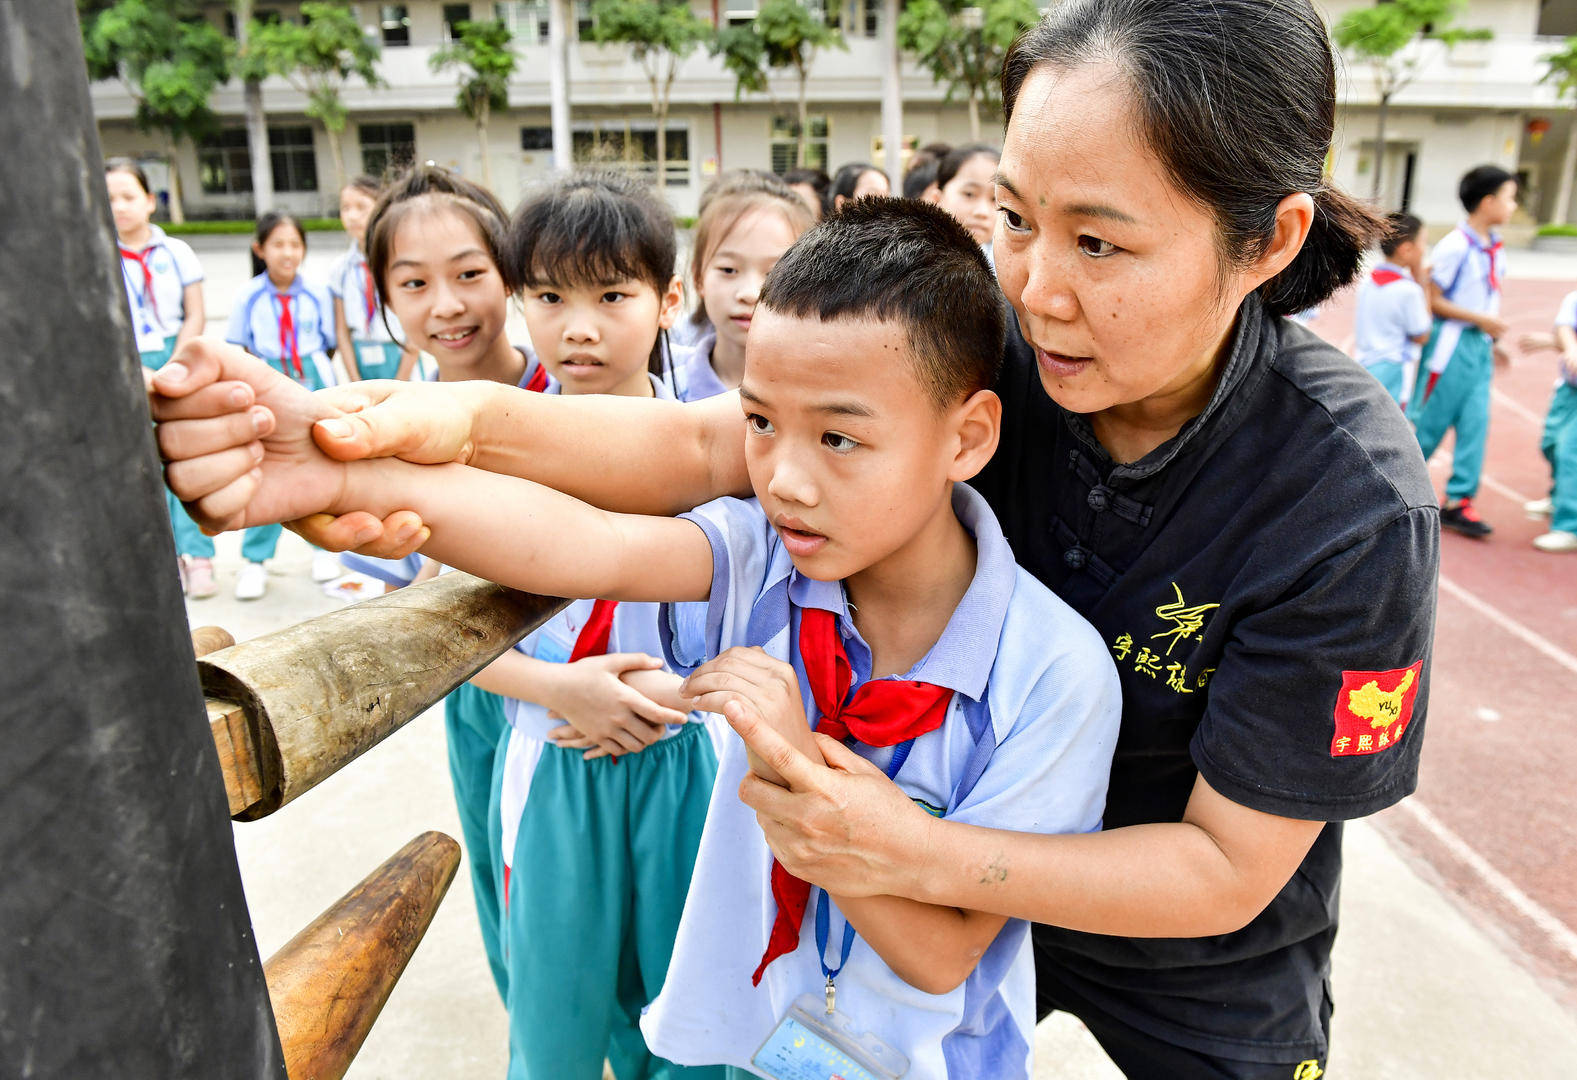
[175,234,1577,1077]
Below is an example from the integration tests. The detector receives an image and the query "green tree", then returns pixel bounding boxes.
[589,0,714,191]
[713,0,844,169]
[897,0,1037,141]
[80,0,231,223]
[1540,37,1577,225]
[430,19,518,190]
[1333,0,1491,203]
[246,0,383,201]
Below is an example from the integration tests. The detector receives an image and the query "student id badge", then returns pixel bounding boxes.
[751,994,909,1080]
[530,620,576,665]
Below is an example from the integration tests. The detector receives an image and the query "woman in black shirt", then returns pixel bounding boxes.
[152,1,1437,1073]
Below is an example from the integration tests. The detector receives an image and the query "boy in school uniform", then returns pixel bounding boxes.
[1528,290,1577,552]
[1410,164,1517,538]
[1353,212,1432,410]
[178,199,1122,1078]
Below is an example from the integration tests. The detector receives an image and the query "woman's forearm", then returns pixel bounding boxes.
[467,384,751,515]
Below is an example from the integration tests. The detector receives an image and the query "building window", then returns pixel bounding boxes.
[724,0,756,26]
[380,4,410,45]
[270,125,318,193]
[442,2,472,40]
[198,128,253,195]
[360,123,416,177]
[521,126,554,152]
[575,0,594,39]
[769,114,828,174]
[862,0,878,37]
[495,0,550,43]
[572,121,690,188]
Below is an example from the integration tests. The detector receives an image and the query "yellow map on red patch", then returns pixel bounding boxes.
[1330,660,1423,757]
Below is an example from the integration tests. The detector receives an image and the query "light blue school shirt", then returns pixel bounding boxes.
[225,272,334,378]
[671,323,734,403]
[327,242,403,344]
[119,224,203,352]
[1354,263,1431,372]
[642,484,1122,1080]
[1426,224,1505,376]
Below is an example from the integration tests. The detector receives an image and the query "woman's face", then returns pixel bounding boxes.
[938,152,999,245]
[992,62,1247,419]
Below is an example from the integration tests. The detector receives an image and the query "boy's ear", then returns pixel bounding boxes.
[657,274,685,330]
[947,388,1001,483]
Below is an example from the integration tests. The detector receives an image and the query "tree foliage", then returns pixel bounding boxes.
[1542,35,1577,103]
[588,0,713,188]
[430,18,517,122]
[246,0,383,191]
[711,0,843,167]
[897,0,1037,137]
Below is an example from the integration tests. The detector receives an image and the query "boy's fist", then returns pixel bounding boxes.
[682,648,822,785]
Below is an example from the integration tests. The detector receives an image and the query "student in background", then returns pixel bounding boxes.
[1411,164,1517,538]
[780,166,828,222]
[1353,212,1432,410]
[935,143,1001,257]
[677,170,814,398]
[106,158,215,598]
[827,161,889,213]
[486,170,725,1080]
[225,211,340,598]
[330,175,418,383]
[1528,291,1577,552]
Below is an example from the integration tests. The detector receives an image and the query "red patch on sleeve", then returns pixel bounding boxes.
[1330,661,1423,757]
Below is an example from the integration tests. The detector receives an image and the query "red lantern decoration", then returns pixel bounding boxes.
[1529,117,1552,145]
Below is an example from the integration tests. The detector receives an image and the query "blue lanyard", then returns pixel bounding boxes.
[812,738,914,1012]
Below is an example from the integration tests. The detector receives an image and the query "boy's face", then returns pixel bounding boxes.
[1478,180,1518,226]
[739,309,978,583]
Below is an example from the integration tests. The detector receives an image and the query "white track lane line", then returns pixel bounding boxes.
[1396,799,1577,965]
[1437,574,1577,678]
[1493,387,1545,427]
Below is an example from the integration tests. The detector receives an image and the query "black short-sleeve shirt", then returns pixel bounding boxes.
[973,293,1439,1062]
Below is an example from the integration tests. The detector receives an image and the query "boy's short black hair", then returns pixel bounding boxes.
[759,197,1003,408]
[1380,212,1423,257]
[1459,165,1516,213]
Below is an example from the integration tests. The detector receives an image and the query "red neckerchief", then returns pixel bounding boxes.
[751,606,953,986]
[1458,226,1502,293]
[275,292,303,381]
[524,363,550,393]
[120,244,158,322]
[361,258,377,328]
[1370,268,1406,287]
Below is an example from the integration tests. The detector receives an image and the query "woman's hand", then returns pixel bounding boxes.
[149,340,349,532]
[726,703,938,900]
[544,653,688,760]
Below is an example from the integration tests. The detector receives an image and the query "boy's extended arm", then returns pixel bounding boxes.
[337,458,715,603]
[834,893,1009,997]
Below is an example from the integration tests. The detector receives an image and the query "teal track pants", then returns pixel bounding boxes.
[353,341,405,380]
[1543,381,1577,534]
[1364,359,1408,408]
[1411,322,1493,502]
[498,723,724,1080]
[447,682,511,1000]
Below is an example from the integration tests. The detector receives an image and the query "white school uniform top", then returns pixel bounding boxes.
[495,371,729,872]
[1426,224,1505,375]
[1556,291,1577,388]
[1354,264,1431,371]
[327,242,403,344]
[225,272,335,383]
[118,224,203,352]
[643,484,1122,1079]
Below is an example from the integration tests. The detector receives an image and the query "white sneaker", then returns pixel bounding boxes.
[311,550,343,583]
[235,561,269,600]
[1533,530,1577,553]
[1525,496,1553,518]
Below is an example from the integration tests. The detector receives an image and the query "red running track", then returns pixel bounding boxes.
[1305,275,1577,1006]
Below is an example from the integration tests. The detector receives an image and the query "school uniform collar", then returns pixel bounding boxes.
[784,483,1014,702]
[1057,291,1270,483]
[1457,220,1500,248]
[263,274,311,298]
[539,369,673,400]
[122,224,170,255]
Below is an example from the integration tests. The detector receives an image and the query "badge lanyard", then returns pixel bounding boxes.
[120,251,159,335]
[813,737,913,1015]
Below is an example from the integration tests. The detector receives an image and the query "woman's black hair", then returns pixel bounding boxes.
[828,162,888,213]
[936,143,1000,193]
[104,157,153,195]
[1002,0,1384,317]
[1458,165,1516,213]
[507,169,678,378]
[250,210,307,277]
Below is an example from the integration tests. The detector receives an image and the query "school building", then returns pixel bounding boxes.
[87,0,1577,226]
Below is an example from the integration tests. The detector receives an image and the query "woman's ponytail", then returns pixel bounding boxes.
[1259,186,1386,318]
